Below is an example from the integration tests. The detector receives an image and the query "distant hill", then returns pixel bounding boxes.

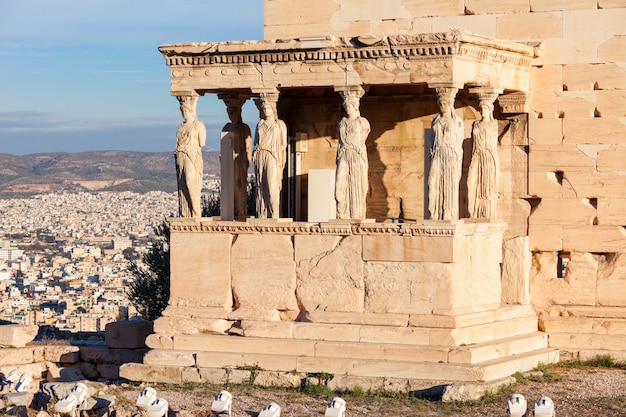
[0,151,220,197]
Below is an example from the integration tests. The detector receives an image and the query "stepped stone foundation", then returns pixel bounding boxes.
[120,218,558,395]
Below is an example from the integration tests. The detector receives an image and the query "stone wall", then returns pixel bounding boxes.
[263,0,626,359]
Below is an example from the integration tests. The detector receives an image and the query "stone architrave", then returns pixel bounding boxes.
[219,94,252,220]
[175,95,206,218]
[335,86,371,220]
[252,90,287,219]
[428,86,464,220]
[468,88,501,219]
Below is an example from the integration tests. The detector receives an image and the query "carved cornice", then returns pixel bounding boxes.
[167,219,502,236]
[158,30,535,93]
[160,30,534,67]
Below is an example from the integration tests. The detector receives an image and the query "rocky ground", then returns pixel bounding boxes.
[3,364,626,417]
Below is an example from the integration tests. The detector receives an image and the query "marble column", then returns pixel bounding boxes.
[252,90,287,219]
[334,85,370,220]
[427,86,464,221]
[219,93,252,221]
[174,94,206,218]
[468,88,502,219]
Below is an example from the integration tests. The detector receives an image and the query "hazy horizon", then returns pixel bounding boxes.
[0,1,264,155]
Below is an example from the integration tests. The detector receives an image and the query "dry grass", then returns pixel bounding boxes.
[106,363,626,417]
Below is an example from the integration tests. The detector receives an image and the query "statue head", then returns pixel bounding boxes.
[435,87,458,115]
[254,93,278,120]
[221,95,247,123]
[177,95,198,122]
[339,87,364,119]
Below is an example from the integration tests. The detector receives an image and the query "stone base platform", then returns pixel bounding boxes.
[120,305,558,394]
[540,305,626,361]
[123,218,559,396]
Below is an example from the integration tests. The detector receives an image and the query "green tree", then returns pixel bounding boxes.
[202,181,258,218]
[126,221,170,321]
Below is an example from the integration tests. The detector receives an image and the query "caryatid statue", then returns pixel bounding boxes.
[335,86,370,220]
[427,87,464,220]
[222,95,252,219]
[468,90,500,219]
[252,91,287,219]
[174,95,206,218]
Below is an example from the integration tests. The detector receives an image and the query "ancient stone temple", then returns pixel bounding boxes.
[121,1,626,394]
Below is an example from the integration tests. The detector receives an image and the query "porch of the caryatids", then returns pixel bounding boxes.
[468,88,502,219]
[174,94,206,218]
[427,86,464,221]
[219,93,252,221]
[252,89,287,219]
[334,85,371,220]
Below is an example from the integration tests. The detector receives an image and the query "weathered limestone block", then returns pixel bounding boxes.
[0,325,38,348]
[501,237,531,305]
[293,322,360,342]
[530,252,597,311]
[0,348,35,366]
[496,12,560,39]
[530,0,596,11]
[119,363,183,384]
[145,334,174,350]
[467,0,529,14]
[529,145,596,173]
[105,320,153,349]
[144,350,196,367]
[0,362,46,381]
[563,225,626,252]
[562,171,626,199]
[226,309,281,321]
[533,38,598,66]
[231,234,298,311]
[599,35,626,62]
[169,231,233,308]
[154,316,231,335]
[254,371,302,388]
[563,8,626,42]
[296,235,364,312]
[294,234,341,262]
[45,363,84,382]
[239,321,294,338]
[301,310,409,327]
[528,118,562,146]
[529,198,597,226]
[363,234,458,263]
[529,224,563,251]
[531,91,596,119]
[182,367,201,383]
[563,117,626,145]
[43,346,80,363]
[5,392,33,407]
[597,145,626,172]
[162,306,230,319]
[597,253,626,306]
[364,261,455,314]
[563,63,626,91]
[530,65,563,93]
[431,15,497,38]
[597,90,626,118]
[597,198,626,225]
[79,345,147,365]
[498,198,530,240]
[598,0,626,8]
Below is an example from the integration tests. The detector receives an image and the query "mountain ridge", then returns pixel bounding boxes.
[0,150,220,197]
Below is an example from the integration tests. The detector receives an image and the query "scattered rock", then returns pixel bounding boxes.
[0,325,38,348]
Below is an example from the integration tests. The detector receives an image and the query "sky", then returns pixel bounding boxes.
[0,0,264,155]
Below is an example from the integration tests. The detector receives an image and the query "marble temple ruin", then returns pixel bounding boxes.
[121,0,626,395]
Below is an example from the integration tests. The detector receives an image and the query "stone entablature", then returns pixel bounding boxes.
[168,217,506,237]
[158,30,536,95]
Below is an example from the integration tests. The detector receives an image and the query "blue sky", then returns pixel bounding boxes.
[0,0,264,155]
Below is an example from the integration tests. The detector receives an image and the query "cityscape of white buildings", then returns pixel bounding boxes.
[0,184,218,333]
